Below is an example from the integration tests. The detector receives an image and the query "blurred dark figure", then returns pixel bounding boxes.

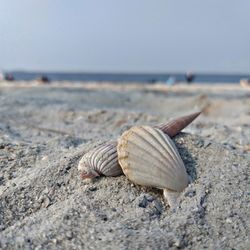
[37,75,50,84]
[4,73,15,81]
[149,78,157,83]
[185,72,195,83]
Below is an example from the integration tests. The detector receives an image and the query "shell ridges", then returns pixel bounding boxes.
[78,141,122,179]
[117,126,189,193]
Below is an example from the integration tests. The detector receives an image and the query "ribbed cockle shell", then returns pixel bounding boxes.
[117,125,189,207]
[78,141,122,179]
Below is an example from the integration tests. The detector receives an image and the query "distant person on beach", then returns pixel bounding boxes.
[166,76,176,85]
[36,75,50,84]
[185,72,195,83]
[4,73,14,81]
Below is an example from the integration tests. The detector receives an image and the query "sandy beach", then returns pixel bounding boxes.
[0,81,249,249]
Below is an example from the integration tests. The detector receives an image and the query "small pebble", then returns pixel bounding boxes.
[66,231,73,240]
[185,189,196,197]
[204,140,211,148]
[0,176,4,185]
[174,239,182,247]
[41,155,48,161]
[145,194,155,202]
[88,186,97,192]
[99,214,108,221]
[44,196,51,208]
[52,239,57,244]
[138,196,148,208]
[153,200,163,214]
[196,139,204,147]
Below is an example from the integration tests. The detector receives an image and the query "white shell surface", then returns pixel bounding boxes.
[78,141,122,178]
[117,126,189,192]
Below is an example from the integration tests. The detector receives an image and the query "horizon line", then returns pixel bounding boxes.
[3,69,250,76]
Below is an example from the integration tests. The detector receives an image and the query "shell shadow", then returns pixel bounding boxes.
[173,133,197,182]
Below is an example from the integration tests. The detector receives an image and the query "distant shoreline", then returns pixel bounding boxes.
[1,81,249,95]
[2,71,250,83]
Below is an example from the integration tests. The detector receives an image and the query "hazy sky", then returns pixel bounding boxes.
[0,0,250,73]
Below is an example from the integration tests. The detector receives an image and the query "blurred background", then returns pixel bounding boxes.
[0,0,250,82]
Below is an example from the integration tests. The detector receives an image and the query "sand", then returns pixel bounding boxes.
[0,81,249,249]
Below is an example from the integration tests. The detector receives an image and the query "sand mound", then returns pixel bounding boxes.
[0,83,249,249]
[0,133,249,249]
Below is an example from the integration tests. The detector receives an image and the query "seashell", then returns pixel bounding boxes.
[78,141,122,179]
[117,125,189,207]
[155,111,201,137]
[78,111,201,180]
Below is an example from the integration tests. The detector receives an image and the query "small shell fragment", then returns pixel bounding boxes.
[117,125,189,207]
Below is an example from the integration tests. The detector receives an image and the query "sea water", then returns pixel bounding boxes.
[6,71,250,84]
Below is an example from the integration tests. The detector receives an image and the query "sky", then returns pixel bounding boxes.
[0,0,250,73]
